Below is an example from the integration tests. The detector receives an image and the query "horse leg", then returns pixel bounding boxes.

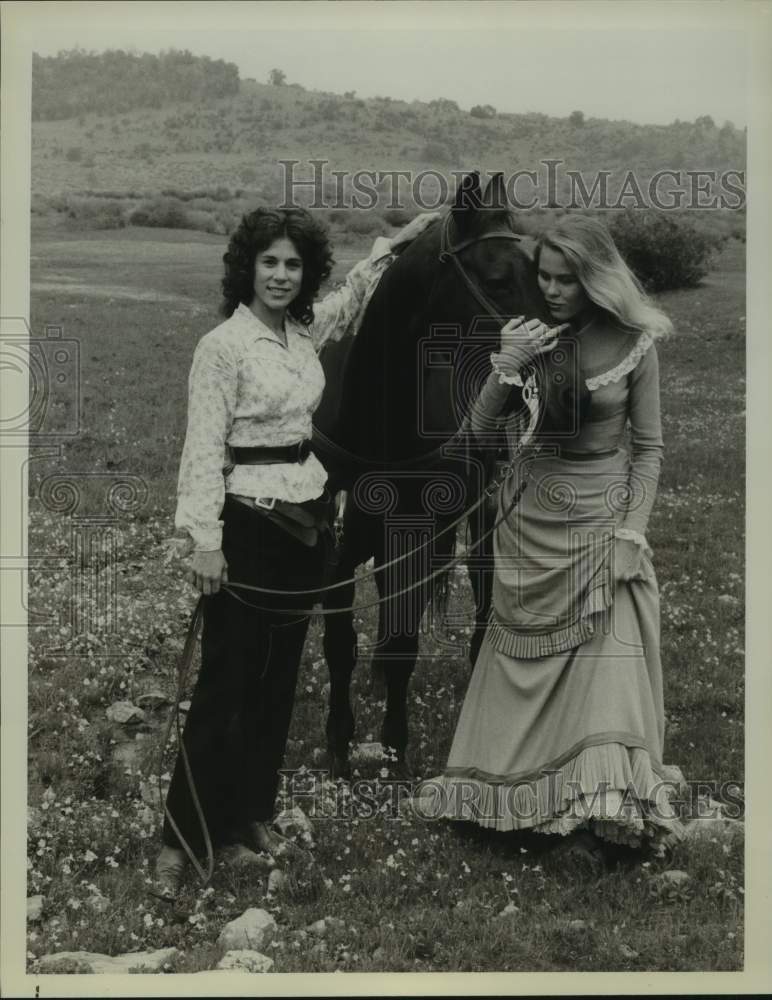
[322,505,372,781]
[371,518,457,777]
[365,547,422,777]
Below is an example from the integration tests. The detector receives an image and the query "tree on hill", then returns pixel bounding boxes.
[569,109,585,127]
[470,104,497,119]
[268,68,287,86]
[32,48,239,120]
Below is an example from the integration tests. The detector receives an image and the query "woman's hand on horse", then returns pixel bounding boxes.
[388,211,443,251]
[498,317,568,367]
[187,549,229,595]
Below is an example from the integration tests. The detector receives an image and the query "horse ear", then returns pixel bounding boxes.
[483,172,508,211]
[452,171,483,231]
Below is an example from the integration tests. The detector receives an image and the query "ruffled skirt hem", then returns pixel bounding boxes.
[419,741,685,849]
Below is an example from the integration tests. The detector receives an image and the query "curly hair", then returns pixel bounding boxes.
[220,207,334,325]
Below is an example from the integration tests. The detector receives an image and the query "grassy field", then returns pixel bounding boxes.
[25,225,745,973]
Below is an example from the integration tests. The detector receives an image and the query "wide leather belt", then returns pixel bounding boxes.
[230,440,312,465]
[555,448,619,461]
[228,491,333,547]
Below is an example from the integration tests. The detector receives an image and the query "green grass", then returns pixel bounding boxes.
[26,229,744,972]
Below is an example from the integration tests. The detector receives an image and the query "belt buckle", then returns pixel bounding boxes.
[255,496,277,511]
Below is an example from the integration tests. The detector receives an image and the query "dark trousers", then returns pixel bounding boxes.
[162,495,326,855]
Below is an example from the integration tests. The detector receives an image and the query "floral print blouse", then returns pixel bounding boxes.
[176,238,393,551]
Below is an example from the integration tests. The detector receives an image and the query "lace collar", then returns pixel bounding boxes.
[572,317,653,390]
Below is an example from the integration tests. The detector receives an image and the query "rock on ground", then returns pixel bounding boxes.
[267,869,286,893]
[38,948,179,974]
[217,949,274,973]
[105,700,145,725]
[217,908,277,952]
[306,916,345,936]
[657,869,690,887]
[274,805,313,839]
[135,690,169,710]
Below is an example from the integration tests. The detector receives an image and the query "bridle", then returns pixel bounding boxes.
[311,214,529,474]
[438,212,526,322]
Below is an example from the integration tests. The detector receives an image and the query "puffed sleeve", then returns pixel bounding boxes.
[309,237,394,352]
[174,333,238,552]
[620,341,664,540]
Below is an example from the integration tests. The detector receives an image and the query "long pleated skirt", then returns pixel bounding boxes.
[428,448,684,848]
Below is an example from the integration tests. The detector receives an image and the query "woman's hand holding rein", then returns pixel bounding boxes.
[187,549,229,595]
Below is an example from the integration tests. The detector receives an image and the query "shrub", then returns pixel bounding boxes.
[180,208,223,234]
[317,98,341,121]
[346,212,384,236]
[63,196,127,229]
[470,104,496,119]
[428,98,459,114]
[421,140,455,163]
[610,210,725,291]
[324,208,355,229]
[128,196,191,229]
[239,165,258,185]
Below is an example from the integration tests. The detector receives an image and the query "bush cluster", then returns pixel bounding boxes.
[127,196,231,233]
[609,210,725,292]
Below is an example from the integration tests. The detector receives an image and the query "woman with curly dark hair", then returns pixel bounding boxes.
[153,206,438,898]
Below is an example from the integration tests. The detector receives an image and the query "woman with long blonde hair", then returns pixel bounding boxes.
[431,214,682,866]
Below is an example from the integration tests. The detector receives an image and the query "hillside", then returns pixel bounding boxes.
[32,73,746,210]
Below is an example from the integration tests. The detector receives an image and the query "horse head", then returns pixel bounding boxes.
[317,172,547,475]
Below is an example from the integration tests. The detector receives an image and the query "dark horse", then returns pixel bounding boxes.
[313,173,549,779]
